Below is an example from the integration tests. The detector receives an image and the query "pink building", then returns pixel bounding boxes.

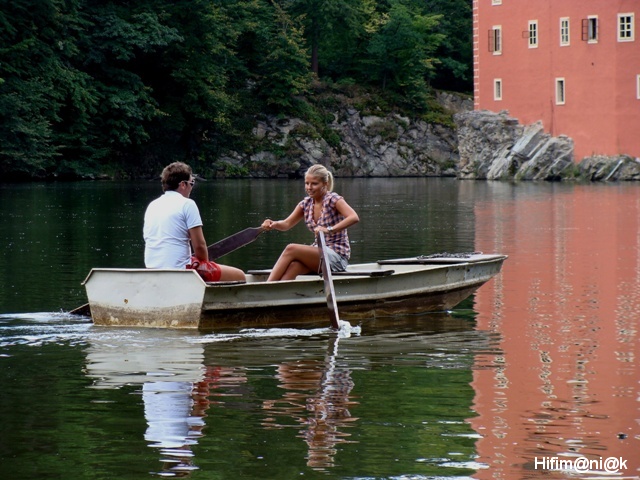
[473,0,640,161]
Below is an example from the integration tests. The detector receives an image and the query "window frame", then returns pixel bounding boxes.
[494,79,503,101]
[528,20,539,48]
[583,16,599,43]
[489,25,502,55]
[560,17,570,46]
[555,78,566,105]
[618,13,635,42]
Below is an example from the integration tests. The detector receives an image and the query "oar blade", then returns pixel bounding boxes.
[207,227,264,260]
[318,232,340,329]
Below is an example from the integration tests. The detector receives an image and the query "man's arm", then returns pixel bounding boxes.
[189,226,209,261]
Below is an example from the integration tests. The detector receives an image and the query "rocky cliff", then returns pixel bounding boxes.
[215,91,469,179]
[214,94,640,181]
[455,110,575,181]
[455,110,640,181]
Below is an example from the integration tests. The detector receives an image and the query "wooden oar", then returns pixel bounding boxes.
[69,303,91,316]
[317,231,340,330]
[70,226,264,316]
[207,226,264,260]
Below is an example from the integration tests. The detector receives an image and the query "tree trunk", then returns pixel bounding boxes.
[311,19,319,75]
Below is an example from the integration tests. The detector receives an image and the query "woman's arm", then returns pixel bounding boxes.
[316,198,359,234]
[262,205,304,232]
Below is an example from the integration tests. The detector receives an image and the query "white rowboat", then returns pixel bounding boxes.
[82,253,506,330]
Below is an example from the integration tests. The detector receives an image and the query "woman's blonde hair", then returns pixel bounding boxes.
[305,164,334,192]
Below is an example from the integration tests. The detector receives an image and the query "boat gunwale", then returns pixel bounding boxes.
[82,254,507,283]
[214,254,508,288]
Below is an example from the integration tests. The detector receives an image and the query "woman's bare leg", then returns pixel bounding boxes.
[279,260,312,281]
[268,244,321,281]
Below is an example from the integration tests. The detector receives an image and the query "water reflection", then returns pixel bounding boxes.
[4,179,640,479]
[470,183,640,479]
[84,330,361,476]
[76,313,490,478]
[84,335,225,477]
[261,336,358,469]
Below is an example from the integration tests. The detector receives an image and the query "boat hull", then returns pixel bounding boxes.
[82,254,506,330]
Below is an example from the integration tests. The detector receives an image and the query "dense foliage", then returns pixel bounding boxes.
[0,0,472,180]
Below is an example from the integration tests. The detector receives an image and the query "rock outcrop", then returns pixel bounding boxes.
[214,91,473,179]
[455,110,575,181]
[455,109,640,181]
[331,111,459,177]
[214,96,640,182]
[216,109,460,178]
[578,155,640,181]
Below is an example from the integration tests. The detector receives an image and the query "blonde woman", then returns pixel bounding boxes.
[261,165,359,281]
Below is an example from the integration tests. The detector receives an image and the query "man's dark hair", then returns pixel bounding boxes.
[161,162,192,191]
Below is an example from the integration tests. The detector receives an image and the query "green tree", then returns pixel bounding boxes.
[78,1,182,172]
[0,0,471,180]
[283,0,373,77]
[0,0,182,178]
[143,0,247,166]
[364,1,443,104]
[0,0,91,177]
[423,0,473,92]
[253,2,312,109]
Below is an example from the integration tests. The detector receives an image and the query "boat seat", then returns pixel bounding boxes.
[333,269,394,277]
[205,280,246,285]
[247,269,394,277]
[377,253,490,265]
[246,270,272,276]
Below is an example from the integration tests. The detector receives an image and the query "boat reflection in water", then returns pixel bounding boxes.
[82,328,359,474]
[82,313,493,476]
[84,333,248,476]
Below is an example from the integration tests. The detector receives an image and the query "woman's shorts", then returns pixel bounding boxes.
[325,248,349,272]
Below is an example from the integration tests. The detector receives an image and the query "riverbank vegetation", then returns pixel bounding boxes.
[0,0,471,180]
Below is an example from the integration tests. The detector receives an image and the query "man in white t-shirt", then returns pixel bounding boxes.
[143,162,245,281]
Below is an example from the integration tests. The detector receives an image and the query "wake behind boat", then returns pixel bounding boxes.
[81,253,506,330]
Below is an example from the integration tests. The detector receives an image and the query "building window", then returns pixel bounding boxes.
[556,78,566,105]
[618,13,635,42]
[494,79,503,101]
[489,26,502,54]
[582,16,598,43]
[560,18,570,46]
[492,0,502,5]
[528,20,539,48]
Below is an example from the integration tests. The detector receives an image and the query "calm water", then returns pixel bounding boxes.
[0,178,638,479]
